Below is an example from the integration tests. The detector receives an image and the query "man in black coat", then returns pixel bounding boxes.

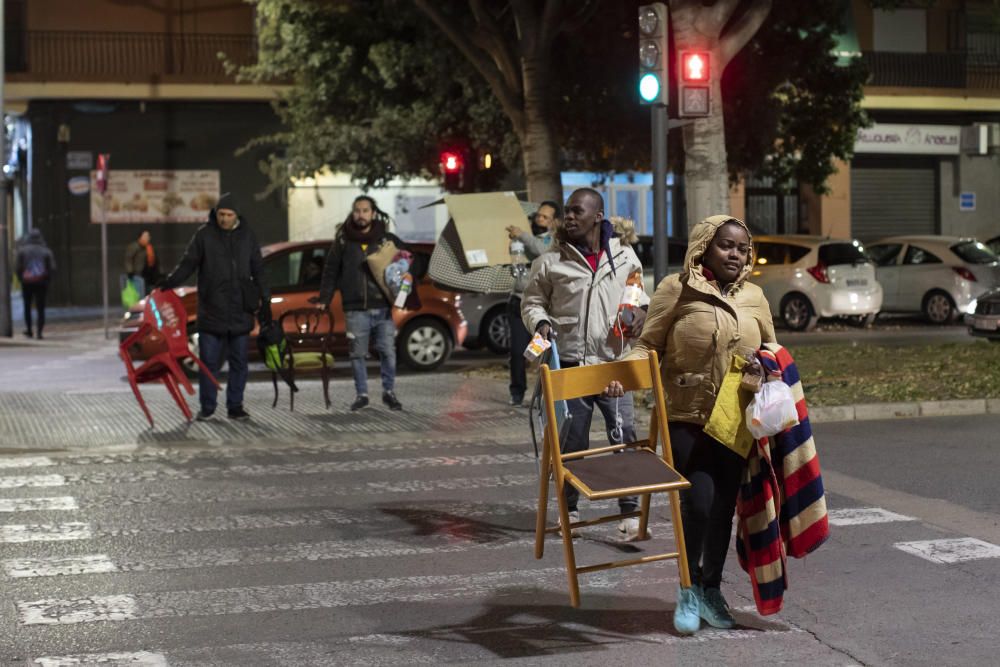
[314,195,404,412]
[160,192,270,421]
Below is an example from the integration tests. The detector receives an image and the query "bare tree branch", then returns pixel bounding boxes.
[509,0,540,55]
[469,0,522,95]
[720,0,771,66]
[413,0,525,131]
[710,0,743,32]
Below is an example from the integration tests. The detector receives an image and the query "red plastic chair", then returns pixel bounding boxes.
[118,290,219,427]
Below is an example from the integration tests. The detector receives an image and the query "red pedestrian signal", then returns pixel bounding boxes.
[681,51,709,82]
[441,151,463,174]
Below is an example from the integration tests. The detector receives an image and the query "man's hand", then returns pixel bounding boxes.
[536,322,551,340]
[506,225,524,240]
[603,380,625,398]
[623,307,647,339]
[307,295,328,310]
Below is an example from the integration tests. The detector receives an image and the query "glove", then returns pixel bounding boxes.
[258,302,273,325]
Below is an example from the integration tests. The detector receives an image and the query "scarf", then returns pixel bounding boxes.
[145,242,156,268]
[572,219,617,275]
[342,218,386,245]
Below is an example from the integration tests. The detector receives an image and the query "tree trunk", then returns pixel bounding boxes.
[681,73,730,227]
[519,53,562,204]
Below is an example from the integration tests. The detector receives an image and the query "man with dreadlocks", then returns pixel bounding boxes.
[315,195,405,411]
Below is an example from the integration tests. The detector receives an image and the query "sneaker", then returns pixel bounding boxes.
[350,395,370,411]
[382,391,402,411]
[227,406,250,421]
[509,394,524,407]
[195,409,215,421]
[22,330,32,338]
[36,332,44,340]
[558,510,581,538]
[617,517,652,542]
[699,587,736,629]
[673,585,702,635]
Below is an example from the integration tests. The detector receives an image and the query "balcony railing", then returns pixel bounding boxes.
[5,30,257,82]
[862,48,1000,90]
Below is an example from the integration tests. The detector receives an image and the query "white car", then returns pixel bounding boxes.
[865,236,1000,324]
[750,235,883,331]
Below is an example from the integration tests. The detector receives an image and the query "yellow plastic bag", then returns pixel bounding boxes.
[703,353,755,458]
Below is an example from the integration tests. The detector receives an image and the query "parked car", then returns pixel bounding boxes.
[986,235,1000,257]
[865,236,1000,324]
[629,235,689,294]
[965,286,1000,341]
[749,235,883,331]
[459,291,513,354]
[119,240,467,371]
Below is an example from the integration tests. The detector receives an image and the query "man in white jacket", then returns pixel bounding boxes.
[521,188,650,541]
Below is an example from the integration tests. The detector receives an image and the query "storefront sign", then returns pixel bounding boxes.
[89,170,220,223]
[67,176,91,195]
[854,123,961,155]
[66,151,93,170]
[959,192,976,211]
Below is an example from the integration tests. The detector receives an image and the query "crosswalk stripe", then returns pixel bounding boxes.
[0,474,66,489]
[17,566,680,625]
[0,456,54,468]
[827,507,916,526]
[20,453,530,487]
[0,496,78,512]
[0,522,92,543]
[4,554,117,578]
[894,537,1000,564]
[34,651,169,667]
[3,536,539,578]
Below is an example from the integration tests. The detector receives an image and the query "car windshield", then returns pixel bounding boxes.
[818,242,868,266]
[951,241,998,265]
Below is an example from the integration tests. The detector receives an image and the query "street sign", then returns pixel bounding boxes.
[959,192,976,212]
[66,151,93,170]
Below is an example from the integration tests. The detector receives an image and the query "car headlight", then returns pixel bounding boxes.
[965,299,978,315]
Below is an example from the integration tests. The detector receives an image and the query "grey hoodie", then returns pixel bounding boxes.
[15,229,56,283]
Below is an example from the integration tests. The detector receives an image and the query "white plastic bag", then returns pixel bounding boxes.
[745,380,800,439]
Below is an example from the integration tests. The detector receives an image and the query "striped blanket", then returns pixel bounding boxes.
[735,342,829,616]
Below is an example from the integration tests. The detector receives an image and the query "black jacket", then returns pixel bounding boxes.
[15,229,56,285]
[318,230,406,312]
[162,210,269,335]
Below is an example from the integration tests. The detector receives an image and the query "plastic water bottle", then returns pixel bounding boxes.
[510,239,528,280]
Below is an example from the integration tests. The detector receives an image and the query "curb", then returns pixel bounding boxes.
[811,398,1000,423]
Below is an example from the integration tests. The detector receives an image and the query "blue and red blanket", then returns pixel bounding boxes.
[735,342,829,615]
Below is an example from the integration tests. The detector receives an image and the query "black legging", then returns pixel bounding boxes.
[22,283,48,336]
[669,421,745,590]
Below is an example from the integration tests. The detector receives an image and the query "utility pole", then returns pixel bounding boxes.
[0,0,11,338]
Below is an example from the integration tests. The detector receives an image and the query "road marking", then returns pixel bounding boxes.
[4,554,117,578]
[0,496,78,512]
[827,507,916,526]
[0,456,54,468]
[0,522,92,543]
[0,474,66,489]
[894,537,1000,564]
[34,651,169,667]
[17,566,680,625]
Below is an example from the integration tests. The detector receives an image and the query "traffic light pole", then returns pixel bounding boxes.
[652,103,668,287]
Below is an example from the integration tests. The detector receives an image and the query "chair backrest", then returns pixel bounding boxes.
[542,355,655,402]
[144,289,189,358]
[280,308,334,349]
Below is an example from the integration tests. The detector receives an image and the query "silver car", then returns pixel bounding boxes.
[966,287,1000,341]
[866,236,1000,324]
[460,291,512,354]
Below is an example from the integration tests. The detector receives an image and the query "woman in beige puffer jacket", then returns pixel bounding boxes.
[618,215,776,635]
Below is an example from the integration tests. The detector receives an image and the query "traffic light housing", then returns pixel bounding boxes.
[637,3,669,106]
[440,150,464,192]
[678,50,711,117]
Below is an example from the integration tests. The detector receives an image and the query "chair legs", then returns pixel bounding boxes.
[535,452,551,560]
[668,488,692,589]
[289,369,296,412]
[271,372,279,409]
[322,365,331,409]
[127,376,155,428]
[555,484,581,608]
[639,493,652,541]
[162,374,193,422]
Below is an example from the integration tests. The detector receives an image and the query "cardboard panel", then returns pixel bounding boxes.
[444,192,528,267]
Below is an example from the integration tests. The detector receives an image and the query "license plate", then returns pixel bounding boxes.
[974,317,999,330]
[845,279,868,287]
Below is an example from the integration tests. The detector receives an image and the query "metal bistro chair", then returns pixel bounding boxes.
[274,308,335,411]
[535,351,692,607]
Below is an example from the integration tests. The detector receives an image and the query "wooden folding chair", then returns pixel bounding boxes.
[534,351,692,607]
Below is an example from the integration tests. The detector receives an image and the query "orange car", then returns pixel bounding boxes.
[119,240,467,371]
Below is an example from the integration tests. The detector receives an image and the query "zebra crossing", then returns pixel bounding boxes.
[3,436,998,665]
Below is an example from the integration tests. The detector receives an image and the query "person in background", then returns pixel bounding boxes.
[159,193,270,421]
[124,230,160,295]
[15,228,56,339]
[605,215,776,635]
[521,188,650,541]
[504,200,559,406]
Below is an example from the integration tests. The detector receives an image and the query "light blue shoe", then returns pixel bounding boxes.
[673,585,701,635]
[699,587,736,629]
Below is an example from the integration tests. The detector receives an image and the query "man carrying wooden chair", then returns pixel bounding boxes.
[521,188,650,541]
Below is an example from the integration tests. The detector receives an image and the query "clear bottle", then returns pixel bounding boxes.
[510,239,528,279]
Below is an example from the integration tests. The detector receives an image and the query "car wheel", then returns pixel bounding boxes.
[480,306,510,355]
[922,290,956,325]
[182,332,200,378]
[781,294,815,332]
[399,318,453,371]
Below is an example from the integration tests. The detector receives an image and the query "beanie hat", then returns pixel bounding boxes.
[215,192,239,215]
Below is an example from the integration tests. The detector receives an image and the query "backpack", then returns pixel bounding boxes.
[257,320,298,392]
[22,257,48,284]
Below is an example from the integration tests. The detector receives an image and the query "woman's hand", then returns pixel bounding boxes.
[603,380,625,397]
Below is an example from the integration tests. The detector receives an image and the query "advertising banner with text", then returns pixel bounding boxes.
[89,170,220,223]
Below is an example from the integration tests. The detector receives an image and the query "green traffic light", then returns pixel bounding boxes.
[639,73,660,102]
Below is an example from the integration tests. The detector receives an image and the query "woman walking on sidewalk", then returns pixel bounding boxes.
[605,215,776,634]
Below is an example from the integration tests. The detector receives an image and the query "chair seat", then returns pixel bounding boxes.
[565,448,685,498]
[289,351,334,369]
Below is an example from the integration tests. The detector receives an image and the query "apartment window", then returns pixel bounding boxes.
[873,9,927,53]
